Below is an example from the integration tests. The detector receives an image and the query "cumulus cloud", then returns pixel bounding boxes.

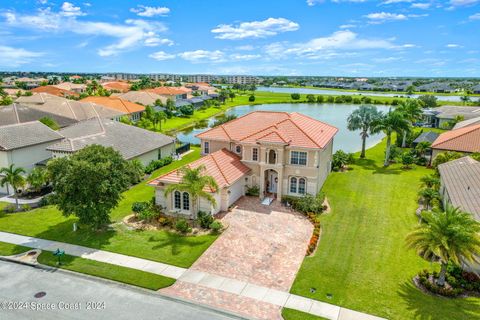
[60,2,85,17]
[211,17,299,40]
[449,0,480,7]
[469,12,480,20]
[130,5,170,17]
[446,43,462,48]
[149,51,175,61]
[144,37,173,47]
[229,53,261,61]
[365,12,408,23]
[411,2,431,9]
[339,24,357,29]
[2,9,168,56]
[0,45,43,67]
[178,50,225,62]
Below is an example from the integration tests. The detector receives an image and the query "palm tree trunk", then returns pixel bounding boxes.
[14,190,19,210]
[384,134,391,167]
[436,262,447,287]
[360,132,367,158]
[401,131,407,148]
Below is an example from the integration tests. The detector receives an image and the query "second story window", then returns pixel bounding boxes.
[235,145,242,154]
[290,151,307,166]
[204,141,210,154]
[252,148,258,161]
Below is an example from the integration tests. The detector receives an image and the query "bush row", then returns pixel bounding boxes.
[145,156,173,174]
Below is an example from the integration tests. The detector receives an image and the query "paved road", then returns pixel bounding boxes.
[0,261,244,320]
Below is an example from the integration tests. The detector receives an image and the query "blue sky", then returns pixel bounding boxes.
[0,0,479,76]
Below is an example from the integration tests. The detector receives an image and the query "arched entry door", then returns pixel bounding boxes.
[265,169,278,194]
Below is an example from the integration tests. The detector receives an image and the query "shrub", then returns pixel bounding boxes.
[326,96,335,103]
[21,204,31,212]
[209,220,223,233]
[248,95,255,102]
[3,204,16,213]
[38,194,55,207]
[306,94,316,103]
[145,156,173,174]
[282,192,325,215]
[400,152,414,168]
[175,218,191,234]
[138,208,160,222]
[316,95,324,103]
[332,150,354,171]
[245,185,260,197]
[132,201,149,215]
[291,93,301,100]
[197,211,214,229]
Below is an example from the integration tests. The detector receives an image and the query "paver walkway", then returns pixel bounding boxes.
[0,230,386,320]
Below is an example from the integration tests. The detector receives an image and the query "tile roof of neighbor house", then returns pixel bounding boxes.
[432,106,480,120]
[149,148,251,190]
[47,118,175,159]
[15,93,125,125]
[115,91,167,106]
[0,121,64,151]
[52,82,87,92]
[196,111,338,149]
[431,124,480,153]
[101,81,131,93]
[0,103,76,127]
[144,87,191,96]
[438,156,480,220]
[31,85,78,97]
[453,116,480,130]
[81,96,145,114]
[413,131,439,144]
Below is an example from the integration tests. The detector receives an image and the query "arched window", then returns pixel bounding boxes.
[268,149,276,164]
[235,145,242,154]
[298,178,306,194]
[290,177,297,193]
[174,191,181,209]
[182,192,190,210]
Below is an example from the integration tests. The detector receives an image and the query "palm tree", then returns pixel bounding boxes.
[372,110,410,167]
[347,105,383,158]
[460,95,470,105]
[26,167,48,193]
[415,141,431,158]
[420,174,440,189]
[406,205,480,286]
[396,100,423,147]
[153,111,167,131]
[164,165,219,218]
[418,187,440,210]
[0,164,26,210]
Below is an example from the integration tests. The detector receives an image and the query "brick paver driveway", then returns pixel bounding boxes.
[162,196,312,319]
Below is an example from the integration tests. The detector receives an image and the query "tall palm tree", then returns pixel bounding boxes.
[372,110,410,167]
[347,105,383,158]
[396,100,423,147]
[0,164,26,210]
[406,205,480,286]
[164,165,218,218]
[153,111,167,131]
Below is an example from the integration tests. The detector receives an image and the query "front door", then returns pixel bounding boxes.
[268,171,278,193]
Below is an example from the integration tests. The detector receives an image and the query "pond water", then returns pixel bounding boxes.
[257,86,465,102]
[175,103,390,153]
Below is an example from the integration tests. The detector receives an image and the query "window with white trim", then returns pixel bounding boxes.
[174,191,181,209]
[204,141,210,154]
[290,177,297,193]
[252,148,258,161]
[289,177,307,195]
[182,192,190,210]
[298,178,306,194]
[235,145,242,154]
[290,151,307,166]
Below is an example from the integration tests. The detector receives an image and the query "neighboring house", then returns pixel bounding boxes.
[81,96,145,121]
[15,93,125,126]
[47,118,175,166]
[102,81,131,93]
[149,149,251,217]
[0,103,75,127]
[31,85,78,98]
[115,91,167,106]
[0,121,64,194]
[144,87,191,101]
[52,82,87,94]
[473,84,480,94]
[421,106,480,128]
[453,116,480,130]
[431,124,480,159]
[150,111,338,217]
[412,131,439,157]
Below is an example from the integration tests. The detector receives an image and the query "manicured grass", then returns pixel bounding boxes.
[287,137,480,320]
[37,251,175,290]
[0,241,30,256]
[281,308,328,320]
[0,148,218,268]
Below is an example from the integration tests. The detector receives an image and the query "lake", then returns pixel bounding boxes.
[256,86,465,102]
[175,103,390,153]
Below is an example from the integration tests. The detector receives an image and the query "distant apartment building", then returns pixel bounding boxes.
[186,74,219,83]
[225,75,262,85]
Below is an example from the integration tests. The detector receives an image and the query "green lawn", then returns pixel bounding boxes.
[286,138,480,320]
[0,241,30,256]
[37,251,175,290]
[282,308,328,320]
[0,148,218,268]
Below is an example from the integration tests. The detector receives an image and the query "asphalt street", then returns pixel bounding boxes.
[0,260,246,320]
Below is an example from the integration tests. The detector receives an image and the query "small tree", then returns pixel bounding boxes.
[0,164,26,210]
[432,151,463,169]
[418,187,439,210]
[228,92,236,102]
[418,95,438,109]
[420,174,440,189]
[400,152,414,169]
[26,167,48,193]
[291,93,300,100]
[48,145,131,229]
[306,94,316,103]
[248,95,255,102]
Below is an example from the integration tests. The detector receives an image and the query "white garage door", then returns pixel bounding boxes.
[227,179,245,207]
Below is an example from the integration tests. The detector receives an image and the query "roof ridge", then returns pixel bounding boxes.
[239,124,277,142]
[280,118,321,148]
[433,124,480,148]
[12,103,20,124]
[256,129,288,143]
[210,150,229,186]
[65,100,78,120]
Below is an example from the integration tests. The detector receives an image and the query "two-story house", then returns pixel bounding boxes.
[149,111,338,217]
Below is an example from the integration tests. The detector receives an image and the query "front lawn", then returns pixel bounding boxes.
[286,138,480,320]
[0,148,218,268]
[0,241,30,256]
[37,251,175,290]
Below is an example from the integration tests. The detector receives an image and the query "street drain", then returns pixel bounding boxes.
[34,292,46,298]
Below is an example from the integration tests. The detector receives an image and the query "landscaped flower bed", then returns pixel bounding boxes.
[415,266,480,298]
[306,212,321,256]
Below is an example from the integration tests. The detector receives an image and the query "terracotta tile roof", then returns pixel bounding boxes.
[144,87,191,96]
[80,96,145,114]
[31,85,78,97]
[196,111,338,149]
[102,81,131,93]
[149,149,251,190]
[431,124,480,153]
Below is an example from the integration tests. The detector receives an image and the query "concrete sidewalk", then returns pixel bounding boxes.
[0,231,386,320]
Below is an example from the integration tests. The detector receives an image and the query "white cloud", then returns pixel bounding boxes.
[130,5,170,17]
[306,0,324,6]
[446,43,462,48]
[2,10,168,56]
[411,2,431,9]
[235,45,255,51]
[339,24,356,29]
[365,12,408,23]
[469,12,480,20]
[211,17,299,40]
[0,45,43,67]
[144,37,173,47]
[60,2,85,17]
[229,53,261,61]
[398,43,417,48]
[449,0,480,7]
[149,51,175,61]
[178,50,225,62]
[381,0,413,4]
[373,56,402,63]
